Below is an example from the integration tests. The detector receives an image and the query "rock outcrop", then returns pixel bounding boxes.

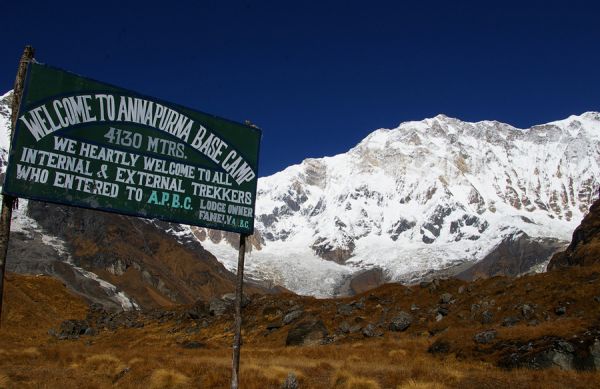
[548,196,600,269]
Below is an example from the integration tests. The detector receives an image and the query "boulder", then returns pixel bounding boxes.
[209,298,231,316]
[439,293,453,304]
[221,293,251,307]
[286,320,329,346]
[283,310,303,325]
[389,311,413,332]
[54,319,93,340]
[499,334,600,371]
[362,323,380,338]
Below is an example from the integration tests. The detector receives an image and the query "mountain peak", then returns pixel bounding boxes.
[233,111,600,295]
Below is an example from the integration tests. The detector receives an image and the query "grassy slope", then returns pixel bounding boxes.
[1,266,600,389]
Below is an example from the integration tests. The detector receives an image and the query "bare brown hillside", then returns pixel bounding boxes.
[1,264,599,388]
[14,201,276,309]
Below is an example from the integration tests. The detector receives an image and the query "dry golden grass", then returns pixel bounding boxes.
[331,370,381,389]
[2,269,600,388]
[398,379,449,389]
[85,353,127,377]
[149,369,190,389]
[0,373,11,389]
[1,338,599,388]
[19,347,41,358]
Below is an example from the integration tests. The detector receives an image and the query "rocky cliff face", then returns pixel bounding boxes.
[203,112,599,296]
[548,196,600,269]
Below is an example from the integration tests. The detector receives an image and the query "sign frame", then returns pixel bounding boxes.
[2,62,262,235]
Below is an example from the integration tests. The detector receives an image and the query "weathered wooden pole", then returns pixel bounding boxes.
[231,233,248,389]
[0,45,34,328]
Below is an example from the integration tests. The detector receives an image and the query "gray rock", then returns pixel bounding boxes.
[439,293,453,304]
[350,297,366,310]
[221,293,251,307]
[338,321,351,334]
[410,303,420,311]
[389,311,413,332]
[283,310,304,325]
[437,305,449,316]
[594,296,600,303]
[555,306,567,316]
[500,336,600,371]
[521,304,534,318]
[502,316,520,327]
[336,304,354,316]
[209,298,231,317]
[474,329,497,344]
[543,341,575,370]
[481,310,494,324]
[55,319,92,340]
[362,324,376,338]
[281,372,298,389]
[286,320,328,346]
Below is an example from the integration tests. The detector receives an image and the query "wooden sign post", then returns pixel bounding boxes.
[231,233,247,389]
[0,46,34,327]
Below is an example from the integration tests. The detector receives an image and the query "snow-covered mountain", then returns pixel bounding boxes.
[199,112,600,295]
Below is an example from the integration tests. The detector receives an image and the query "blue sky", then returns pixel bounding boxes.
[3,0,599,176]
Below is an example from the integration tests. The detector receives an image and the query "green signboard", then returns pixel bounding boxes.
[3,63,261,234]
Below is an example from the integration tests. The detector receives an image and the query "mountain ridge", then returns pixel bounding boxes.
[199,110,599,295]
